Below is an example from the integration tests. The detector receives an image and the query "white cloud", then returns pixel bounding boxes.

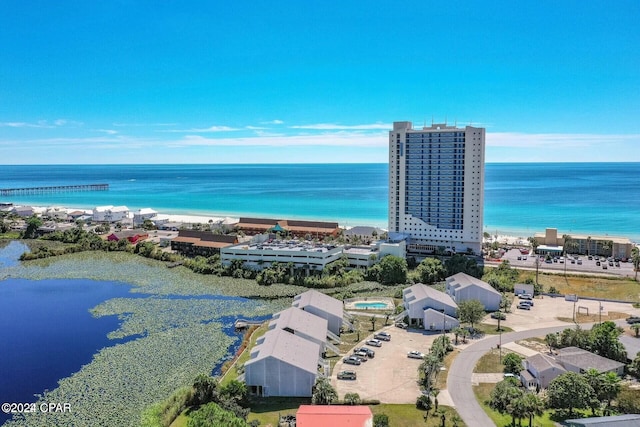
[0,119,82,128]
[487,132,640,148]
[160,125,241,133]
[171,132,388,148]
[260,119,284,125]
[112,122,178,127]
[96,129,119,135]
[289,122,390,130]
[245,125,268,130]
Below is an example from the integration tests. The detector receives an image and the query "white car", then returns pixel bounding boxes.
[365,339,382,347]
[407,351,425,359]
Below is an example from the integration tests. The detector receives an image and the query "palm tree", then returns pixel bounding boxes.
[631,247,640,281]
[601,240,613,258]
[586,236,592,256]
[521,392,545,427]
[631,324,640,338]
[312,377,337,405]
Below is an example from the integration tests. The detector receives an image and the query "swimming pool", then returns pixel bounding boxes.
[354,302,389,310]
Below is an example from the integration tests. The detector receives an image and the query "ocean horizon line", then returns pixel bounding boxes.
[1,161,640,167]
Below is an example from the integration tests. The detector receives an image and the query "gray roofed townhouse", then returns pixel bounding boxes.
[402,284,458,328]
[445,272,502,311]
[268,307,330,356]
[292,289,344,336]
[244,328,320,397]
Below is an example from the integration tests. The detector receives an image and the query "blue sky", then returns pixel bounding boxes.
[1,1,638,164]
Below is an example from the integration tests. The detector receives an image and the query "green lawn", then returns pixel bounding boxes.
[518,270,640,302]
[474,348,505,373]
[247,397,310,426]
[474,383,558,427]
[220,323,268,387]
[371,404,465,427]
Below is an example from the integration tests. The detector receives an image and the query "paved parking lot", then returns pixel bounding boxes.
[498,248,636,277]
[332,325,445,404]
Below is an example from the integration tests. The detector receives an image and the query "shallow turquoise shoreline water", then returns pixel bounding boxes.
[1,163,638,241]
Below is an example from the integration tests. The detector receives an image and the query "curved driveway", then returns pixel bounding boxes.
[448,322,607,427]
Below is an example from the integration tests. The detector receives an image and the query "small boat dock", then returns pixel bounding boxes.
[234,319,265,330]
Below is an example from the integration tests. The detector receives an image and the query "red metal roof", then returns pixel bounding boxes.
[296,405,373,427]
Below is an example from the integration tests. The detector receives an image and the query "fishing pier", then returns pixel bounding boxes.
[0,183,109,196]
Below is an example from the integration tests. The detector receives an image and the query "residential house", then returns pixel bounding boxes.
[446,272,502,311]
[133,208,158,227]
[244,328,320,397]
[401,284,458,328]
[520,353,567,390]
[296,405,373,427]
[555,346,626,376]
[107,230,149,244]
[93,205,129,223]
[292,289,348,336]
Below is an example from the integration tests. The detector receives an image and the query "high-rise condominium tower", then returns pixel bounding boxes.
[389,121,485,255]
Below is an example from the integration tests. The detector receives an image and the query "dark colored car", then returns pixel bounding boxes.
[337,370,357,380]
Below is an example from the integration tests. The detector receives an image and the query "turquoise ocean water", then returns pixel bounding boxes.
[1,163,639,241]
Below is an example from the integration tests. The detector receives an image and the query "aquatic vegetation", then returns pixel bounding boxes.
[90,296,277,340]
[5,323,235,427]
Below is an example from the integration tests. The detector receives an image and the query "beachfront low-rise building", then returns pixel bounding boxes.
[171,230,238,257]
[534,228,634,259]
[445,272,502,311]
[93,205,130,223]
[234,217,340,238]
[133,208,158,226]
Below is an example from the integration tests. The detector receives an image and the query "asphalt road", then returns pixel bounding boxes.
[447,321,611,427]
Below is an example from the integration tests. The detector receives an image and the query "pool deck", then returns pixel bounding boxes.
[343,297,395,311]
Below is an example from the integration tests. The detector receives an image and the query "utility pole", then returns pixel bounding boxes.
[498,310,502,362]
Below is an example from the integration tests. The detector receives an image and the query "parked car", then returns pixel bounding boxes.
[577,259,582,265]
[337,370,357,380]
[343,356,362,366]
[491,312,506,320]
[596,261,601,266]
[517,303,531,310]
[360,347,375,358]
[588,255,593,260]
[395,322,408,329]
[626,316,640,324]
[407,351,425,359]
[365,339,382,347]
[518,294,532,300]
[374,331,391,341]
[519,300,534,307]
[602,264,608,269]
[353,350,369,361]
